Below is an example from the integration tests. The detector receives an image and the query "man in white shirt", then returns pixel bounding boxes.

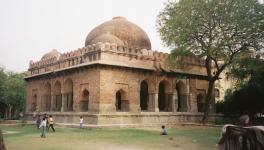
[39,117,47,138]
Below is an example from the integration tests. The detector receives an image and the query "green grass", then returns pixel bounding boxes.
[0,124,221,150]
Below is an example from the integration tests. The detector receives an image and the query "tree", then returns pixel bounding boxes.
[230,57,264,115]
[157,0,264,123]
[0,67,26,119]
[3,72,26,118]
[0,68,7,118]
[216,57,264,123]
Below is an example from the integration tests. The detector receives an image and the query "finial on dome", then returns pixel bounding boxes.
[112,16,126,20]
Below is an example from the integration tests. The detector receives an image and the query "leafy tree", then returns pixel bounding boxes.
[0,67,26,119]
[230,57,264,114]
[0,68,7,118]
[3,72,26,118]
[157,0,264,122]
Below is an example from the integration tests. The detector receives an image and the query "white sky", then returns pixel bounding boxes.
[0,0,169,72]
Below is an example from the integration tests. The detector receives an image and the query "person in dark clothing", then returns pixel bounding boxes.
[36,115,41,129]
[43,113,49,131]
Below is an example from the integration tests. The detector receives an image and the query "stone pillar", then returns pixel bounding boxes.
[172,91,177,112]
[187,93,192,112]
[50,94,55,111]
[61,93,66,112]
[154,93,159,112]
[147,93,154,112]
[69,93,73,111]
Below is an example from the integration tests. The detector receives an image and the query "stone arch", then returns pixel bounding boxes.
[64,78,73,111]
[31,94,37,111]
[43,82,51,111]
[197,94,205,112]
[80,89,89,111]
[115,89,129,112]
[140,80,148,111]
[158,80,172,112]
[176,81,188,112]
[54,81,62,111]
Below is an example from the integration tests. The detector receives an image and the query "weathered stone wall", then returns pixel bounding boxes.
[26,67,101,113]
[26,65,210,115]
[25,112,222,125]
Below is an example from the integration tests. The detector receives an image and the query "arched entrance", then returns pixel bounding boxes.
[197,94,205,112]
[31,94,37,111]
[64,79,73,111]
[80,89,89,111]
[115,89,128,112]
[176,81,188,112]
[54,81,62,111]
[43,83,51,111]
[158,80,171,112]
[140,80,148,111]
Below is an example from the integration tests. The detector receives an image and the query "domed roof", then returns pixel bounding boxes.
[85,16,151,50]
[90,33,124,46]
[41,49,61,60]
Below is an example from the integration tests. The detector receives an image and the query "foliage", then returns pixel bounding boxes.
[157,0,264,122]
[3,72,26,112]
[0,66,26,118]
[216,58,264,123]
[0,68,7,103]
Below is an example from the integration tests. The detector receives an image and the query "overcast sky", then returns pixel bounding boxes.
[0,0,169,72]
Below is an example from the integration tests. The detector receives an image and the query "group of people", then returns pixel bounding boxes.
[36,114,55,138]
[36,114,167,138]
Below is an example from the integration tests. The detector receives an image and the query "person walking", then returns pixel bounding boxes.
[48,115,55,132]
[43,114,49,131]
[39,117,47,138]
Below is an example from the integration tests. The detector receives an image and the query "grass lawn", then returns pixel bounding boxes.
[0,124,221,150]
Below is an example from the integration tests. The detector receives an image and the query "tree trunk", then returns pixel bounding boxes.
[4,108,8,119]
[202,79,215,123]
[8,105,12,119]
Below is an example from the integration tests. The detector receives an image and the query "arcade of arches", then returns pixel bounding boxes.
[28,76,210,114]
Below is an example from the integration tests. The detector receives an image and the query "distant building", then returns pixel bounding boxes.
[25,17,219,125]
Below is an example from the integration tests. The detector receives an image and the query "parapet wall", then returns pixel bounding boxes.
[27,42,205,77]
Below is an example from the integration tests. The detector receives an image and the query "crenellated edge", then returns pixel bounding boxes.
[27,42,205,77]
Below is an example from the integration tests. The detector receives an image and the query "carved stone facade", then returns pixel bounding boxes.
[25,17,218,125]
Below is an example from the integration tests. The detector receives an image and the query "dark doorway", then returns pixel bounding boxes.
[116,91,122,111]
[80,89,89,111]
[197,94,204,112]
[140,81,148,111]
[158,82,166,111]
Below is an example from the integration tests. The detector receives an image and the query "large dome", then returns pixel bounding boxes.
[85,16,151,50]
